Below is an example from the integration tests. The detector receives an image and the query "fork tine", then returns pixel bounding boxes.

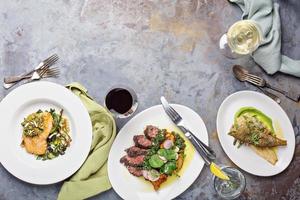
[161,96,182,122]
[45,69,60,77]
[248,78,261,85]
[165,107,176,121]
[41,67,60,79]
[246,77,261,86]
[245,78,255,85]
[47,69,60,75]
[44,56,59,67]
[43,73,59,78]
[248,73,261,79]
[46,67,59,72]
[167,104,181,121]
[39,66,50,77]
[247,74,261,82]
[246,75,260,82]
[43,54,58,63]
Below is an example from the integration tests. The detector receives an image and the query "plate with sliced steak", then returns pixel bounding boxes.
[108,104,208,200]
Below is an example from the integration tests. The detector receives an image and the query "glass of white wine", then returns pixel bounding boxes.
[219,20,262,58]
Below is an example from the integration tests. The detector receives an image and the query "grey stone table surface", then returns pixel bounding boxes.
[0,0,299,199]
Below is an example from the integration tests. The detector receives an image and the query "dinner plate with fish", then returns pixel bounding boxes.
[108,104,208,200]
[0,81,92,184]
[217,91,295,176]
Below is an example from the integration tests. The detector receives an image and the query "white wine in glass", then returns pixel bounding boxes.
[219,20,262,58]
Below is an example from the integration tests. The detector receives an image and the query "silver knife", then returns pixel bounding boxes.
[160,96,216,162]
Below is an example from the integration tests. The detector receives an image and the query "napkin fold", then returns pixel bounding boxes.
[58,83,116,200]
[229,0,300,77]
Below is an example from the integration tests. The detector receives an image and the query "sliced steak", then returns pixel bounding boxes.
[125,146,148,157]
[120,155,145,167]
[133,135,152,149]
[126,166,143,177]
[144,125,159,140]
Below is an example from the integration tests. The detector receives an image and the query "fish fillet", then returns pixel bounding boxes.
[229,115,287,147]
[22,112,53,155]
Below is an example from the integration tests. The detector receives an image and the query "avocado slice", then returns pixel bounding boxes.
[234,107,275,135]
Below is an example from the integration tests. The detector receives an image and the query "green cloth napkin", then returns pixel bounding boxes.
[229,0,300,76]
[58,83,116,200]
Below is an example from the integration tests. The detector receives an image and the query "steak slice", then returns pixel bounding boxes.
[144,125,159,140]
[133,135,152,149]
[125,146,148,157]
[120,155,145,167]
[126,166,143,177]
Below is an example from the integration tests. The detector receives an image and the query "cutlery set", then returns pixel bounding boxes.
[3,54,60,89]
[160,96,228,179]
[233,65,299,103]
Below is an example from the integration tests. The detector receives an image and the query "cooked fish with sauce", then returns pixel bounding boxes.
[229,113,287,147]
[21,109,72,160]
[228,107,287,165]
[22,112,53,155]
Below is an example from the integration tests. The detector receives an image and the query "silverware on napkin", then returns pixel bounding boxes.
[160,96,216,164]
[232,65,300,102]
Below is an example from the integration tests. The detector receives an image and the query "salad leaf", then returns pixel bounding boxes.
[157,149,177,161]
[161,161,177,175]
[149,154,165,168]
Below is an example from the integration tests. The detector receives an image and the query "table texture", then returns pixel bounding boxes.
[0,0,299,199]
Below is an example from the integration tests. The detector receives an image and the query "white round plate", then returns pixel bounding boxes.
[0,81,92,184]
[217,91,295,176]
[108,104,208,200]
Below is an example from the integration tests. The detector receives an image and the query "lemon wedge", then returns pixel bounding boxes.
[210,162,230,180]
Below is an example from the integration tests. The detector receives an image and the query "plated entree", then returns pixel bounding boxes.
[228,107,287,165]
[120,125,186,190]
[21,109,72,160]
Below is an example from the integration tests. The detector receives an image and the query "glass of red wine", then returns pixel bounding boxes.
[104,85,138,118]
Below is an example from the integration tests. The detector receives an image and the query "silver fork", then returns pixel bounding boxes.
[44,67,60,78]
[236,73,281,104]
[4,67,60,80]
[3,67,59,89]
[161,96,216,164]
[4,54,59,84]
[28,67,60,82]
[233,65,282,103]
[245,74,300,102]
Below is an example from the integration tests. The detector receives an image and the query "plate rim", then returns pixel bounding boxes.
[216,90,296,177]
[107,103,208,200]
[0,81,93,184]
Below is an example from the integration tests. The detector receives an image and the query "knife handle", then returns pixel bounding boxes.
[265,83,300,102]
[4,73,32,84]
[186,130,216,161]
[187,133,211,165]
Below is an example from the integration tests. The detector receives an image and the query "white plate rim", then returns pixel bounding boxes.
[0,81,93,184]
[216,90,296,177]
[107,104,208,200]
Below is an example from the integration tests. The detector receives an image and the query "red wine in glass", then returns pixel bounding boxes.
[104,86,138,118]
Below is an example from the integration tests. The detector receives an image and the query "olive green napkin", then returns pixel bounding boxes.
[58,83,116,200]
[229,0,300,77]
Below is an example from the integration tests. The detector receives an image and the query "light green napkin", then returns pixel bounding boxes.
[58,83,116,200]
[229,0,300,76]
